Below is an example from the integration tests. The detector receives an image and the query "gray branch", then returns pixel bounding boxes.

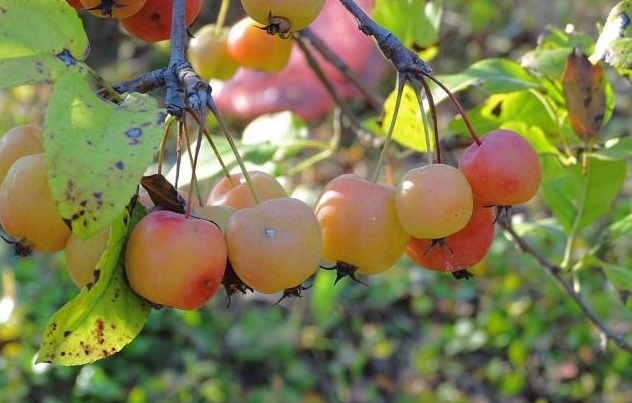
[503,223,632,354]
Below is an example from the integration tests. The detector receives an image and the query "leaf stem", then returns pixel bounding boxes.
[87,67,124,103]
[561,151,592,272]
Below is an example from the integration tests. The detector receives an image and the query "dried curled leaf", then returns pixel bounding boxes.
[562,48,606,141]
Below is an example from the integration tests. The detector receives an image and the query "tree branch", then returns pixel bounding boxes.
[336,0,432,79]
[503,223,632,354]
[294,33,378,146]
[112,69,167,94]
[297,28,384,111]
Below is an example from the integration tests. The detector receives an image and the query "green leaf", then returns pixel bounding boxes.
[372,0,438,49]
[0,0,89,89]
[44,71,165,239]
[587,137,632,161]
[521,48,576,78]
[436,59,539,98]
[590,0,632,71]
[37,204,150,365]
[381,85,434,152]
[608,213,632,241]
[541,156,626,233]
[602,263,632,295]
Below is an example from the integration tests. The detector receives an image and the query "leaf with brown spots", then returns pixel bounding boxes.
[44,71,165,239]
[140,174,185,213]
[0,0,89,89]
[37,205,150,366]
[562,48,606,142]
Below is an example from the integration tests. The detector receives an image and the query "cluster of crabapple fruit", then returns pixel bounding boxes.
[66,0,326,79]
[0,121,541,312]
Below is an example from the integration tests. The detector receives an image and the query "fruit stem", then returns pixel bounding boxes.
[182,116,204,207]
[371,74,405,183]
[174,121,184,188]
[411,81,433,166]
[422,73,482,146]
[206,98,261,204]
[186,110,236,187]
[214,0,231,36]
[157,115,176,175]
[420,76,441,164]
[186,110,207,218]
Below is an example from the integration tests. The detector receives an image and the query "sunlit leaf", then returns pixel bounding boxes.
[0,0,89,89]
[44,71,165,239]
[541,156,626,233]
[381,85,434,152]
[37,204,150,365]
[590,0,632,72]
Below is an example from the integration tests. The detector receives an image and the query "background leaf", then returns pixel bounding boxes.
[541,156,626,233]
[44,71,165,239]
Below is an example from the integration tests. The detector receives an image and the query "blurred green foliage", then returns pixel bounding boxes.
[2,0,632,402]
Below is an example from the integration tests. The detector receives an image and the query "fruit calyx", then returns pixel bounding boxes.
[321,261,367,286]
[221,262,253,307]
[263,12,293,38]
[274,283,312,305]
[452,269,474,280]
[86,0,119,17]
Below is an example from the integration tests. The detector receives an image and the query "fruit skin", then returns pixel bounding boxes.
[66,0,84,10]
[120,0,202,42]
[396,164,473,240]
[0,154,71,253]
[189,24,239,81]
[227,17,293,73]
[193,205,235,234]
[207,171,287,210]
[225,198,321,294]
[407,206,495,273]
[240,0,325,32]
[314,174,410,275]
[459,129,542,206]
[80,0,147,18]
[125,211,227,310]
[65,227,110,288]
[0,125,44,184]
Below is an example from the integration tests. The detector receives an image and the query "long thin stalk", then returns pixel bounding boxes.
[371,75,405,183]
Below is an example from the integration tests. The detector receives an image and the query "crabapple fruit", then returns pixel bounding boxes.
[225,198,321,294]
[314,174,410,275]
[120,0,202,42]
[80,0,147,18]
[207,171,286,210]
[407,206,495,273]
[189,24,239,81]
[0,154,71,254]
[0,125,44,184]
[65,227,110,288]
[125,211,227,310]
[396,164,473,240]
[240,0,326,34]
[459,129,541,206]
[227,17,292,73]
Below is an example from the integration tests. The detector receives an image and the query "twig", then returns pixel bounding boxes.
[112,69,167,94]
[297,28,384,111]
[503,223,632,354]
[293,33,377,146]
[336,0,432,78]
